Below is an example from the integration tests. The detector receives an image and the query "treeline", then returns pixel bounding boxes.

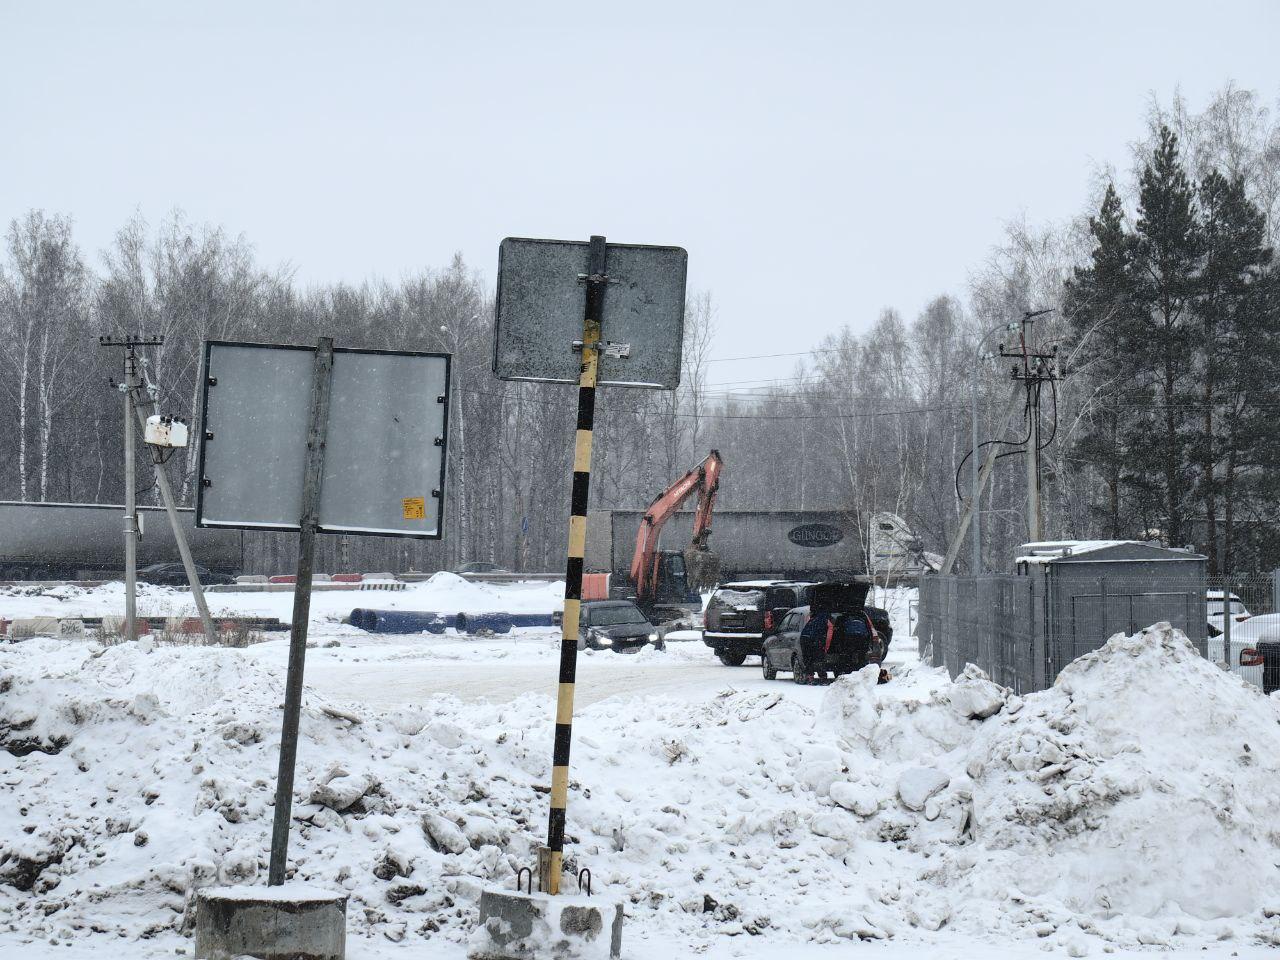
[0,213,727,574]
[1067,127,1279,573]
[2,86,1278,574]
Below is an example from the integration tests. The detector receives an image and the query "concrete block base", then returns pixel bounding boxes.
[470,888,622,959]
[194,883,347,960]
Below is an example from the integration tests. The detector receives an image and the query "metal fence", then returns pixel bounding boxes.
[1205,573,1276,691]
[919,571,1280,694]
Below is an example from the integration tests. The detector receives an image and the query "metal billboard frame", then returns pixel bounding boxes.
[494,234,690,898]
[194,339,451,540]
[493,236,688,388]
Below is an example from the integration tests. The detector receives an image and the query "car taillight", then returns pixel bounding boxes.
[1240,648,1265,667]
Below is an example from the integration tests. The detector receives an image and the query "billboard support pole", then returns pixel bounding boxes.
[268,336,335,886]
[538,236,607,897]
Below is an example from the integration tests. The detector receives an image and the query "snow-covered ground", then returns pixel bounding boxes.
[3,577,1280,959]
[0,571,566,624]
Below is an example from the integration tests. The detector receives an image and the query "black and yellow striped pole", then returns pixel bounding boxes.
[539,235,607,896]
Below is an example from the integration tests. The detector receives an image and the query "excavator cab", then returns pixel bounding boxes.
[633,550,714,624]
[655,551,693,603]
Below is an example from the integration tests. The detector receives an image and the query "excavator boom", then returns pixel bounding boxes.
[630,450,724,600]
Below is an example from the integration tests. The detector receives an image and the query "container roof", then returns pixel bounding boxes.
[1015,540,1205,565]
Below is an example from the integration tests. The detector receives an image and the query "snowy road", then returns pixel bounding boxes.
[301,644,930,709]
[305,655,749,707]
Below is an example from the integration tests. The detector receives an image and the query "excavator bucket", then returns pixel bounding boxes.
[683,546,721,591]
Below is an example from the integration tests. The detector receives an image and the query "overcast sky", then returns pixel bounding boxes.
[4,1,1279,387]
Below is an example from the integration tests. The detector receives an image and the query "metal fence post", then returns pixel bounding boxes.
[1099,576,1108,648]
[1272,568,1280,618]
[1025,576,1036,693]
[1032,574,1048,689]
[1222,589,1233,669]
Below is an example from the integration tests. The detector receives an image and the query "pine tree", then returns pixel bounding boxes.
[1064,183,1138,537]
[1129,126,1203,548]
[1194,170,1272,571]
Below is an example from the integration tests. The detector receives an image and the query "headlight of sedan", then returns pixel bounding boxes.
[591,632,612,646]
[648,632,659,642]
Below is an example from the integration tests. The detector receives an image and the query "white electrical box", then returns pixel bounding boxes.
[145,415,188,448]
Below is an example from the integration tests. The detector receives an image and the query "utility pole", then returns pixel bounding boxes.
[124,350,139,640]
[941,387,1026,575]
[134,356,218,642]
[999,309,1059,544]
[100,335,216,643]
[968,319,1021,575]
[101,336,162,641]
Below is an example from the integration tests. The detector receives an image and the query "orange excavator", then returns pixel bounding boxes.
[628,450,724,621]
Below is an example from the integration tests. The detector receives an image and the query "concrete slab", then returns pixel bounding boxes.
[194,883,346,960]
[470,888,622,959]
[205,582,359,593]
[8,616,62,638]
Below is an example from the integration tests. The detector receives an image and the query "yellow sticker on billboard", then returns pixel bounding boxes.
[402,497,426,520]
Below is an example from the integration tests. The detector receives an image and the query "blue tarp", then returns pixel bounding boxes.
[349,609,452,634]
[350,609,557,635]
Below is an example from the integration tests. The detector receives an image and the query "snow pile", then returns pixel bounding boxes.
[819,621,1280,947]
[954,622,1280,924]
[798,623,1280,946]
[396,573,563,616]
[4,622,1280,956]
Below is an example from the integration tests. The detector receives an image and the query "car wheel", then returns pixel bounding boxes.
[791,653,807,684]
[717,650,747,667]
[762,652,777,681]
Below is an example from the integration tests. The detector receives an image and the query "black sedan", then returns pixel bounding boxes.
[137,562,236,587]
[577,600,660,653]
[762,604,892,682]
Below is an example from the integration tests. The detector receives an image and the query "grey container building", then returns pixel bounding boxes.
[1017,540,1208,682]
[0,501,245,580]
[585,509,866,584]
[921,540,1208,693]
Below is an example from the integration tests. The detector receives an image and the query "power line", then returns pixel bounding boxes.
[705,349,828,364]
[703,373,829,388]
[462,386,962,421]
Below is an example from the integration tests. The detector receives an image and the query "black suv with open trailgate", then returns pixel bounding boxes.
[703,580,892,666]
